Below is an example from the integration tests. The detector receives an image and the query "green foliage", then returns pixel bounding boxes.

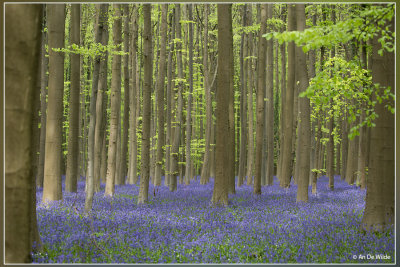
[300,56,394,140]
[264,4,394,54]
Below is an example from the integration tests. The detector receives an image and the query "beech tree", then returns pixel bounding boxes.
[138,4,152,204]
[105,4,122,197]
[5,4,42,263]
[42,4,65,203]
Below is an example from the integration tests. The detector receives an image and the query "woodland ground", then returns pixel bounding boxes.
[33,175,394,263]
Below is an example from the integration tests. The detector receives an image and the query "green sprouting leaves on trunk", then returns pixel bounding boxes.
[263,4,394,54]
[300,56,394,140]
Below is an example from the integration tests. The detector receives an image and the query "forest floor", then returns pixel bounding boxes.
[33,175,394,263]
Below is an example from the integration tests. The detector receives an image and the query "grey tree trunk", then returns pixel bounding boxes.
[295,4,311,203]
[237,4,248,187]
[265,4,274,186]
[42,4,65,202]
[37,12,48,188]
[94,5,109,192]
[154,4,168,186]
[118,4,130,186]
[254,4,267,194]
[86,4,108,211]
[5,4,42,263]
[212,3,232,206]
[128,5,139,185]
[66,4,81,193]
[105,4,122,197]
[138,4,152,203]
[169,4,183,192]
[279,4,295,188]
[362,15,394,231]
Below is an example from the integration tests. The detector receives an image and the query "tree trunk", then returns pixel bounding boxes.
[265,4,274,186]
[5,4,42,263]
[169,4,183,192]
[237,4,247,187]
[183,4,194,185]
[118,4,130,186]
[128,5,139,185]
[253,4,267,195]
[42,4,65,203]
[37,12,48,188]
[246,8,254,186]
[164,8,175,187]
[295,4,311,203]
[362,14,394,231]
[86,4,108,210]
[138,4,152,203]
[94,5,109,191]
[154,4,168,186]
[326,6,336,190]
[66,4,81,193]
[227,4,235,194]
[279,4,295,188]
[105,4,122,197]
[212,3,231,206]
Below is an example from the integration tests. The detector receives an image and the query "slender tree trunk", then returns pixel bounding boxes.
[212,3,232,206]
[169,5,183,192]
[154,4,168,186]
[362,15,394,231]
[295,4,311,203]
[279,4,295,188]
[66,4,81,193]
[227,4,235,194]
[138,4,152,203]
[105,4,122,197]
[237,4,248,187]
[5,4,42,263]
[86,4,108,210]
[128,5,139,185]
[118,4,130,186]
[183,4,194,185]
[94,5,109,191]
[42,4,65,203]
[165,8,175,186]
[357,38,368,190]
[38,12,48,188]
[254,4,267,194]
[277,8,287,183]
[246,10,255,186]
[265,4,274,186]
[200,4,212,185]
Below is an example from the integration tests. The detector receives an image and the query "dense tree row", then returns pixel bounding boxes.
[5,3,394,263]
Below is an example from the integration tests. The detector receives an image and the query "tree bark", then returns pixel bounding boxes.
[169,4,183,192]
[265,4,274,186]
[212,3,231,206]
[154,4,168,186]
[105,4,122,197]
[362,14,394,231]
[5,4,42,263]
[94,5,109,191]
[43,4,65,203]
[253,4,267,195]
[128,5,139,185]
[138,4,152,203]
[237,4,248,187]
[66,4,81,193]
[37,11,48,188]
[279,4,295,188]
[86,4,108,210]
[295,4,311,203]
[118,4,130,186]
[246,7,255,186]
